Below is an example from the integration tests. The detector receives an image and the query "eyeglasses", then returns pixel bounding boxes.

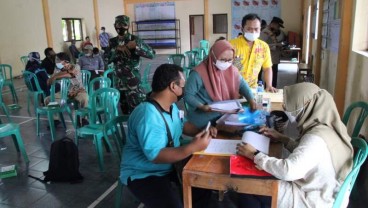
[218,59,233,63]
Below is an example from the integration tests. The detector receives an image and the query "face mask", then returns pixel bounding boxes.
[244,32,260,42]
[177,91,184,101]
[56,63,64,69]
[115,27,127,36]
[214,60,232,71]
[85,53,92,57]
[284,107,304,123]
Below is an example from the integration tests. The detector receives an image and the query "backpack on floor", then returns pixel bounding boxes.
[43,137,84,183]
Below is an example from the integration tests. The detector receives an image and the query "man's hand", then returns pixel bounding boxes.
[126,40,137,50]
[190,130,211,152]
[209,126,217,138]
[117,45,131,57]
[198,104,212,112]
[249,99,257,111]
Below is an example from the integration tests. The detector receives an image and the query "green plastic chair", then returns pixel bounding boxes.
[199,39,210,56]
[0,119,29,163]
[103,66,117,88]
[342,101,368,137]
[168,54,186,67]
[20,56,28,67]
[141,64,152,93]
[80,70,91,95]
[75,88,120,171]
[0,64,19,106]
[184,50,199,69]
[89,76,111,96]
[182,67,192,80]
[104,115,129,161]
[197,47,207,62]
[36,78,74,141]
[333,137,368,208]
[22,71,46,115]
[0,75,11,122]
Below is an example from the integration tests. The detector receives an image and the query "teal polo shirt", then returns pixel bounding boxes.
[120,102,183,185]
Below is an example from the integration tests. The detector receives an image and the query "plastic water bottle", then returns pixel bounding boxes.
[256,81,264,109]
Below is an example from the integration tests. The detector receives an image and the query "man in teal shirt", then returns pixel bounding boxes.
[121,64,216,208]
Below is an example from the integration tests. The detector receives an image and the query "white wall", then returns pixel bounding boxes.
[0,0,47,75]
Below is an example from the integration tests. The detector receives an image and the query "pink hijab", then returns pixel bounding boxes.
[195,40,240,101]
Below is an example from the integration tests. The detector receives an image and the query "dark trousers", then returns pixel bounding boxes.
[257,64,278,88]
[127,172,211,208]
[238,193,271,208]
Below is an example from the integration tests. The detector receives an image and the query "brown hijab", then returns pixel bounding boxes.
[195,40,240,101]
[284,83,353,182]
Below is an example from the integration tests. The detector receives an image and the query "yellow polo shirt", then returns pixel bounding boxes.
[230,36,272,88]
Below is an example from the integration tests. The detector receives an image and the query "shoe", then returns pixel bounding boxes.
[47,120,61,130]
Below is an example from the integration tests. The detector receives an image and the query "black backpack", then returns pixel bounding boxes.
[43,137,84,183]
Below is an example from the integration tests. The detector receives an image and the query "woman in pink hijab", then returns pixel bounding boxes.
[184,40,256,129]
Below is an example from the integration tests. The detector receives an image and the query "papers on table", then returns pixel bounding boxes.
[242,131,270,154]
[209,100,242,114]
[199,139,240,156]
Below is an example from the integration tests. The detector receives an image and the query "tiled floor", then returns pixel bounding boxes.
[0,55,299,208]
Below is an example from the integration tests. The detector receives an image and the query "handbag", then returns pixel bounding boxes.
[146,99,191,184]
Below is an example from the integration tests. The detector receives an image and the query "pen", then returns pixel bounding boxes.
[205,121,211,132]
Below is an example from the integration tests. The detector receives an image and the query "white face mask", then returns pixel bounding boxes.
[56,63,64,69]
[244,32,260,42]
[284,107,304,123]
[214,60,232,71]
[85,53,92,57]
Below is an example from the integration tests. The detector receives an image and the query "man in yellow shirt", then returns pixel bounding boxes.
[230,13,277,92]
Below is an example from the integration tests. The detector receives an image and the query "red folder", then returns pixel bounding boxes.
[230,155,275,178]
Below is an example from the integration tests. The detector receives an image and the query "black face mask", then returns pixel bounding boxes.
[115,27,127,36]
[177,91,185,102]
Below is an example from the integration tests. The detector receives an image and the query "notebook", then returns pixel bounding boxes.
[230,155,274,178]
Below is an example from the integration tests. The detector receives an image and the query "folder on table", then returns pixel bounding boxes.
[230,155,274,178]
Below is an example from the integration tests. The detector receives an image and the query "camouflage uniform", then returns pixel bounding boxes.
[108,15,155,114]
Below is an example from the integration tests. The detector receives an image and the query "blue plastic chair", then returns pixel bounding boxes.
[199,39,210,56]
[0,118,29,163]
[342,101,368,137]
[333,137,368,208]
[36,78,74,141]
[22,71,46,115]
[0,64,19,107]
[0,75,11,122]
[141,64,152,93]
[168,54,186,67]
[75,88,120,171]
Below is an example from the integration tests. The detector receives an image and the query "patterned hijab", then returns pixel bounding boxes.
[284,83,353,182]
[195,40,240,101]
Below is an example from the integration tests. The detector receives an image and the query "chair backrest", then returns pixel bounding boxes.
[104,115,129,159]
[20,56,28,67]
[199,40,210,55]
[168,54,185,67]
[89,77,111,96]
[0,75,4,103]
[182,67,192,80]
[0,64,13,81]
[50,78,70,105]
[104,64,117,88]
[90,88,120,124]
[184,51,198,68]
[80,70,91,94]
[142,64,152,84]
[333,137,368,208]
[342,101,368,137]
[22,71,44,94]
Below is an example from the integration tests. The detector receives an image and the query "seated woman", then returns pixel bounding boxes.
[184,40,256,130]
[237,82,354,208]
[25,52,52,97]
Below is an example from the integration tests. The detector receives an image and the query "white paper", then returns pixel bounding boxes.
[209,100,242,112]
[242,131,270,154]
[203,139,241,155]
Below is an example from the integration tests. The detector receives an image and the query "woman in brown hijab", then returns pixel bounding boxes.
[184,40,257,129]
[237,82,353,207]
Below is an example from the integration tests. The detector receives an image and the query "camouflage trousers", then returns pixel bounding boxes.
[116,80,146,115]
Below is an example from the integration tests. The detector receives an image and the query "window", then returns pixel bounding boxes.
[213,14,227,34]
[62,18,83,42]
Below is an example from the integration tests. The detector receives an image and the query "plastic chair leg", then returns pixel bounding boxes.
[0,103,11,122]
[36,112,41,136]
[94,135,105,171]
[11,133,29,163]
[114,180,123,208]
[27,92,31,115]
[47,112,56,142]
[8,84,18,104]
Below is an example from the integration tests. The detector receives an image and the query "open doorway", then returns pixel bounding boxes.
[189,15,204,50]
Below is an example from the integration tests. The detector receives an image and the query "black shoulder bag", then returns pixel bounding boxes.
[146,99,191,184]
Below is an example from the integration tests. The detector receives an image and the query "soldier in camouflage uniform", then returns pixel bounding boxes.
[108,15,155,114]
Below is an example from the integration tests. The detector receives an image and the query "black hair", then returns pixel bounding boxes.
[241,13,261,27]
[56,52,71,62]
[261,19,267,27]
[86,36,90,40]
[93,47,99,54]
[44,47,54,56]
[151,64,183,92]
[216,36,226,42]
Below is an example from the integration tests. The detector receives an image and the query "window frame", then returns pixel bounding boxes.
[62,18,83,42]
[213,14,228,34]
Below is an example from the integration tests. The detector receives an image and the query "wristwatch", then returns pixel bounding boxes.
[253,150,260,156]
